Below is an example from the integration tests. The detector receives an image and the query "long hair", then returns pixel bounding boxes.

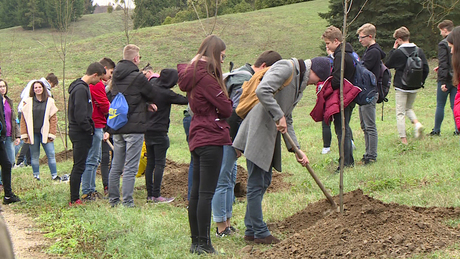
[447,26,460,85]
[192,35,228,97]
[29,80,50,101]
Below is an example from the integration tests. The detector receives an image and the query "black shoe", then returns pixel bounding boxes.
[363,158,376,165]
[3,194,21,205]
[428,130,440,136]
[81,193,95,202]
[190,236,199,254]
[197,238,217,255]
[454,131,460,136]
[53,176,61,181]
[216,227,231,237]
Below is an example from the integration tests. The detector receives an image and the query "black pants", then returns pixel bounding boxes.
[16,143,31,166]
[188,145,223,240]
[0,140,13,196]
[144,134,170,198]
[69,131,93,202]
[333,103,355,167]
[100,137,113,189]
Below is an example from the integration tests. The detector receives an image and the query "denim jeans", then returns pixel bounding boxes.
[211,145,237,223]
[395,90,418,138]
[81,128,103,195]
[69,130,93,202]
[4,137,16,164]
[108,134,144,206]
[244,159,272,239]
[183,114,194,200]
[29,133,57,178]
[359,93,378,160]
[333,103,355,167]
[433,81,458,133]
[144,133,170,198]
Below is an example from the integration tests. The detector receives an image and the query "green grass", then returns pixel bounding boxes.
[2,0,460,258]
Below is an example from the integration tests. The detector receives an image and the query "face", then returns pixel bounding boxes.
[91,74,104,85]
[102,68,113,81]
[440,28,449,38]
[358,33,372,47]
[0,81,6,96]
[307,70,321,85]
[324,39,340,53]
[220,50,226,64]
[34,83,43,95]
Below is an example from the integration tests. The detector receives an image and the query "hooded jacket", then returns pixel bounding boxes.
[332,42,356,90]
[362,43,386,78]
[68,78,94,133]
[110,60,156,134]
[145,69,188,134]
[177,60,232,151]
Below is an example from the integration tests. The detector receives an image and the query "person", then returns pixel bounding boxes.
[142,64,160,82]
[429,20,458,136]
[20,81,61,181]
[321,25,357,170]
[68,62,106,205]
[183,105,194,201]
[0,80,20,189]
[356,23,386,164]
[178,35,232,254]
[80,58,115,201]
[212,50,282,238]
[107,44,157,208]
[144,68,187,203]
[16,73,58,168]
[0,216,14,259]
[447,26,460,136]
[233,56,330,244]
[385,26,429,144]
[101,81,114,196]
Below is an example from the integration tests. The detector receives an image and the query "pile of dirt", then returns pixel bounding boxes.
[39,149,73,164]
[248,189,460,258]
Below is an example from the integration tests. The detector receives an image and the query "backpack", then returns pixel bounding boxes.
[400,47,424,89]
[377,62,391,103]
[349,54,377,106]
[223,70,253,108]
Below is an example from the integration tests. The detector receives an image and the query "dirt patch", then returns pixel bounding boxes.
[246,189,460,258]
[39,149,73,164]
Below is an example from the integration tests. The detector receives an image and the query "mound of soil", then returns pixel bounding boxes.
[248,189,460,258]
[39,149,73,164]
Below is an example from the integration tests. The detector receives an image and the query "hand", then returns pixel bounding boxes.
[235,148,242,158]
[148,103,158,112]
[434,66,439,72]
[103,132,110,141]
[295,149,309,167]
[48,137,54,142]
[393,39,399,49]
[276,116,287,134]
[14,138,20,146]
[441,84,448,92]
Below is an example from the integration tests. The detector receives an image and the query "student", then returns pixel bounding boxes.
[429,20,458,136]
[385,26,429,144]
[144,68,187,203]
[80,58,115,201]
[446,26,460,136]
[321,25,357,170]
[178,35,232,255]
[356,23,386,164]
[212,50,282,238]
[107,44,157,208]
[68,62,106,205]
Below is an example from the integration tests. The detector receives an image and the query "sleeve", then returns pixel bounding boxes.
[384,49,399,69]
[437,41,450,84]
[73,88,93,132]
[167,90,188,105]
[139,75,156,102]
[283,112,300,152]
[48,113,57,140]
[92,82,111,115]
[20,113,27,139]
[420,49,430,84]
[331,53,343,90]
[201,79,233,118]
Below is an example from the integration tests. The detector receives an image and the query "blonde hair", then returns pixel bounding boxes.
[123,44,140,61]
[393,26,410,41]
[357,23,376,38]
[322,26,343,42]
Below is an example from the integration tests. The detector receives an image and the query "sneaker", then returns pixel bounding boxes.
[122,201,135,208]
[34,176,40,181]
[61,174,69,182]
[91,191,103,200]
[414,122,424,139]
[321,147,331,154]
[254,235,280,244]
[428,130,440,136]
[229,226,238,233]
[216,227,231,238]
[81,193,95,201]
[3,194,21,205]
[153,196,175,203]
[69,199,83,207]
[52,176,61,181]
[146,196,155,203]
[454,131,460,136]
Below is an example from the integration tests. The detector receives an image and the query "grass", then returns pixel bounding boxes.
[2,0,460,258]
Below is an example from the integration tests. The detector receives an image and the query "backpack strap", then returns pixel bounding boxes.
[399,46,418,58]
[274,60,296,94]
[113,72,143,94]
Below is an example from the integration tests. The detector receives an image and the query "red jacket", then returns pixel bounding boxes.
[310,76,361,124]
[90,80,110,129]
[177,60,232,151]
[454,83,460,129]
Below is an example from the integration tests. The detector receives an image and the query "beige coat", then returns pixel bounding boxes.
[20,97,58,145]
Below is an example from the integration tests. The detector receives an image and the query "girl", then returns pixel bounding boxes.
[447,26,460,137]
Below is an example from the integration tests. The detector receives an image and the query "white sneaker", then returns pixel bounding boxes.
[321,147,331,154]
[414,122,424,139]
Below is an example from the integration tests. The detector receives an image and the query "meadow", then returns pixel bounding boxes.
[1,0,460,258]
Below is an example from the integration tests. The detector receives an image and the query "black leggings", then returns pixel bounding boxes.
[188,145,223,240]
[0,141,13,196]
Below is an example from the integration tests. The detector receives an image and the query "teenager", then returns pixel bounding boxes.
[446,27,460,137]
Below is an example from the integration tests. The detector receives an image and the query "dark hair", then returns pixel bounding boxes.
[86,62,106,76]
[254,50,282,67]
[99,57,116,69]
[438,20,454,32]
[0,79,8,95]
[46,73,58,86]
[447,26,460,85]
[29,80,50,101]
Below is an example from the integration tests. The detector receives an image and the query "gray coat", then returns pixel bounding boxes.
[233,58,311,172]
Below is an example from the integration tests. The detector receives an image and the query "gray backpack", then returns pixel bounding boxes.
[400,47,423,89]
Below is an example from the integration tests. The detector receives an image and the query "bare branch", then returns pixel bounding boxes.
[191,0,207,36]
[422,0,460,25]
[347,0,370,26]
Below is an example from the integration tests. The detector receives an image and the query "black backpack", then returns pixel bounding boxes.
[400,47,423,89]
[377,62,391,103]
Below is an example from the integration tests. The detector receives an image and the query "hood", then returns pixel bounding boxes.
[68,78,87,94]
[335,42,355,55]
[178,60,210,92]
[113,60,140,81]
[153,68,178,89]
[368,43,386,59]
[38,77,52,91]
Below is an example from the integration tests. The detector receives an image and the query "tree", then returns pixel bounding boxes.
[83,0,96,14]
[22,0,49,30]
[0,0,24,29]
[46,0,84,31]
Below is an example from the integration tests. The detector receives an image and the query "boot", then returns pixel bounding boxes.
[190,236,199,254]
[197,237,217,255]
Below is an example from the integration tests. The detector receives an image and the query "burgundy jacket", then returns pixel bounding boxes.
[177,60,232,151]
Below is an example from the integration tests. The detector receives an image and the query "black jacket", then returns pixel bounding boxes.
[385,44,429,90]
[145,69,188,134]
[68,78,94,133]
[362,43,386,78]
[110,60,156,134]
[438,38,453,85]
[332,42,356,90]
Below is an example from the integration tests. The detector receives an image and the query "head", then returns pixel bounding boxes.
[0,79,8,97]
[84,62,106,85]
[253,50,282,72]
[123,44,141,66]
[438,20,454,38]
[357,23,376,47]
[99,57,115,81]
[393,26,410,44]
[46,73,59,88]
[309,57,332,84]
[142,64,156,79]
[30,80,50,100]
[322,26,343,53]
[447,26,460,84]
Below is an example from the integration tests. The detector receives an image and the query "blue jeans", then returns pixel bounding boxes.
[433,81,458,133]
[29,133,57,178]
[211,145,237,223]
[183,114,194,200]
[0,137,16,184]
[244,159,272,239]
[81,128,103,195]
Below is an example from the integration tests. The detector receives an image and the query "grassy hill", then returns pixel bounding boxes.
[2,0,460,258]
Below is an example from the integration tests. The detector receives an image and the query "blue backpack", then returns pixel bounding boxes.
[349,53,377,105]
